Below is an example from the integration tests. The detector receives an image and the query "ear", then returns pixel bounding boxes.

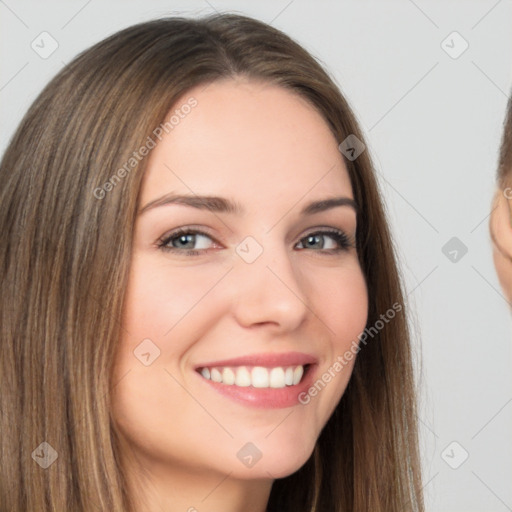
[490,188,512,305]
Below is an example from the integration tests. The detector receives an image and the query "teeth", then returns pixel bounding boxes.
[251,366,269,388]
[198,365,306,388]
[269,367,286,388]
[235,367,251,387]
[211,368,222,383]
[222,368,235,385]
[293,365,304,385]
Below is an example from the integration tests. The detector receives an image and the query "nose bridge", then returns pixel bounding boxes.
[230,233,309,329]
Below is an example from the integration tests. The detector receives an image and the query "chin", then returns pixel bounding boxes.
[229,434,317,480]
[261,455,313,479]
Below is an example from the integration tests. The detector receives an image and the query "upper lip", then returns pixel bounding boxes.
[195,351,318,369]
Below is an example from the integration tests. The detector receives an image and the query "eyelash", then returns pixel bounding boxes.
[156,227,354,256]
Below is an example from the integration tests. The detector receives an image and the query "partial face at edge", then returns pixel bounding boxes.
[491,188,512,306]
[111,78,369,482]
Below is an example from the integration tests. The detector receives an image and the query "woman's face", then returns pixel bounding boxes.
[491,188,512,305]
[111,78,368,484]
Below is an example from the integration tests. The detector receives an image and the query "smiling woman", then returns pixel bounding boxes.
[0,13,424,512]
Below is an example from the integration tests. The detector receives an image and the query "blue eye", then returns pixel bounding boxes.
[157,227,353,256]
[296,230,351,251]
[157,228,216,256]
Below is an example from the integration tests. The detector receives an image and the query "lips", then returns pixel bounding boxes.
[194,351,318,408]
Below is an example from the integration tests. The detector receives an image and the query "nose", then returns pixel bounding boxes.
[229,240,310,333]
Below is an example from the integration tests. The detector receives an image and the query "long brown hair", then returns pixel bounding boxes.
[0,14,423,511]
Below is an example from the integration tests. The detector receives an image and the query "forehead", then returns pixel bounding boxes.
[140,78,353,208]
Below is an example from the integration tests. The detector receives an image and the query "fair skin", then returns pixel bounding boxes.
[111,78,368,512]
[490,188,512,305]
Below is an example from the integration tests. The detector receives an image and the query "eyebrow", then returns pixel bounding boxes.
[138,193,357,216]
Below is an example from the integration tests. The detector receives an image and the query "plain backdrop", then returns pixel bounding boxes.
[1,1,511,511]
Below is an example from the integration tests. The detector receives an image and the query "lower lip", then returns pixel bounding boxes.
[196,365,316,409]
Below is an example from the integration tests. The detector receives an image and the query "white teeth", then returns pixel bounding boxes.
[269,367,286,388]
[199,364,306,388]
[211,368,222,383]
[293,365,304,385]
[251,366,269,388]
[234,366,251,387]
[222,368,235,385]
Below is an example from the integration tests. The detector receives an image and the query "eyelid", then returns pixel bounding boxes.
[298,223,355,243]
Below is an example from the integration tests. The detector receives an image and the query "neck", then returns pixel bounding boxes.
[124,454,273,512]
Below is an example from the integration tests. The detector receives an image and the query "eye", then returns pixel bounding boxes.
[157,228,218,255]
[295,229,352,253]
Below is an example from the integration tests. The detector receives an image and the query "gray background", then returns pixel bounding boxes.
[1,1,511,510]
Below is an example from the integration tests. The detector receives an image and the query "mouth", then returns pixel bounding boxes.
[197,364,310,388]
[194,352,317,408]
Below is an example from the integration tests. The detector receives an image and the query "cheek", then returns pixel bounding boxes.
[323,265,367,378]
[122,257,231,341]
[298,262,368,414]
[311,262,369,347]
[493,247,512,305]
